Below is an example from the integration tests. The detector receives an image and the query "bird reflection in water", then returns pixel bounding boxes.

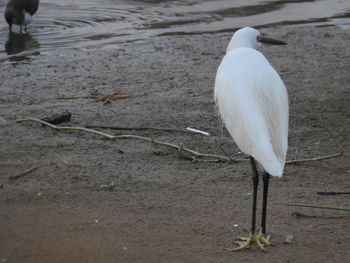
[5,32,40,63]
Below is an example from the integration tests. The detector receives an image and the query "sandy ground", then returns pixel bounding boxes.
[0,25,349,263]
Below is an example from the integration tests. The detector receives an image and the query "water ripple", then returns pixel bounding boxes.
[0,0,349,62]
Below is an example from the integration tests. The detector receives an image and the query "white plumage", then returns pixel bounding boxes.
[24,12,35,25]
[214,27,288,177]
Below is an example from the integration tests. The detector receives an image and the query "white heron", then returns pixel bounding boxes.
[214,27,288,250]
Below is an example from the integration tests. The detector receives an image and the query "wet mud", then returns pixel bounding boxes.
[0,25,349,262]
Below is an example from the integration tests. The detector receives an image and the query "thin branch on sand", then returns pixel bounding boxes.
[16,117,343,164]
[214,139,236,163]
[285,152,343,164]
[85,125,187,134]
[16,117,244,162]
[8,166,38,181]
[0,117,7,124]
[317,191,350,196]
[57,95,129,100]
[291,212,344,219]
[274,202,350,212]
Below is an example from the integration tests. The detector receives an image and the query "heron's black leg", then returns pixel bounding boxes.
[261,172,271,234]
[231,157,268,251]
[249,156,259,234]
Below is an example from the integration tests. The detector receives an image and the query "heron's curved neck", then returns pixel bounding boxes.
[226,39,257,53]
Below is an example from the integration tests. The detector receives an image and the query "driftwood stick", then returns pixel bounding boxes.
[214,139,236,163]
[17,117,116,139]
[286,152,343,164]
[317,191,350,196]
[291,212,344,219]
[0,117,7,124]
[274,202,350,212]
[85,125,187,133]
[9,166,38,181]
[57,95,129,100]
[16,117,343,164]
[110,134,245,161]
[16,117,243,162]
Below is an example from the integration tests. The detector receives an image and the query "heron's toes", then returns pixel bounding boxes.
[256,230,271,246]
[226,231,272,251]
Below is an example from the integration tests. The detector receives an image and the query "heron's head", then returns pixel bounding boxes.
[226,27,286,53]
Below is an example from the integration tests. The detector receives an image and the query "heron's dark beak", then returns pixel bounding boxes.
[257,35,287,45]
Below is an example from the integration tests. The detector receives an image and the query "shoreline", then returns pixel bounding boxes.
[0,25,349,262]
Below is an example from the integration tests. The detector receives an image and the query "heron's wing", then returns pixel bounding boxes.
[250,70,289,175]
[257,73,288,164]
[214,49,288,176]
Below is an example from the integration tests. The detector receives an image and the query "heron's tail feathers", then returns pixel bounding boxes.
[252,138,286,177]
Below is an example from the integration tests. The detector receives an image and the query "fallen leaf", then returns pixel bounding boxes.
[114,90,124,95]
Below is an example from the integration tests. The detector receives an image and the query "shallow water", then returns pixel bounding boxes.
[0,0,349,62]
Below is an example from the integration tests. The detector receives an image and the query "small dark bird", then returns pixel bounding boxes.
[4,0,39,33]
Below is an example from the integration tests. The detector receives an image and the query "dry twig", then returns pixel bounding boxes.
[9,166,38,181]
[274,202,350,212]
[16,117,343,164]
[317,191,350,196]
[285,152,343,164]
[291,212,344,219]
[57,95,129,102]
[214,139,236,163]
[85,125,187,133]
[0,117,7,124]
[16,117,243,162]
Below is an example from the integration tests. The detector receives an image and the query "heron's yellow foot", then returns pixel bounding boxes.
[227,231,271,251]
[255,230,271,247]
